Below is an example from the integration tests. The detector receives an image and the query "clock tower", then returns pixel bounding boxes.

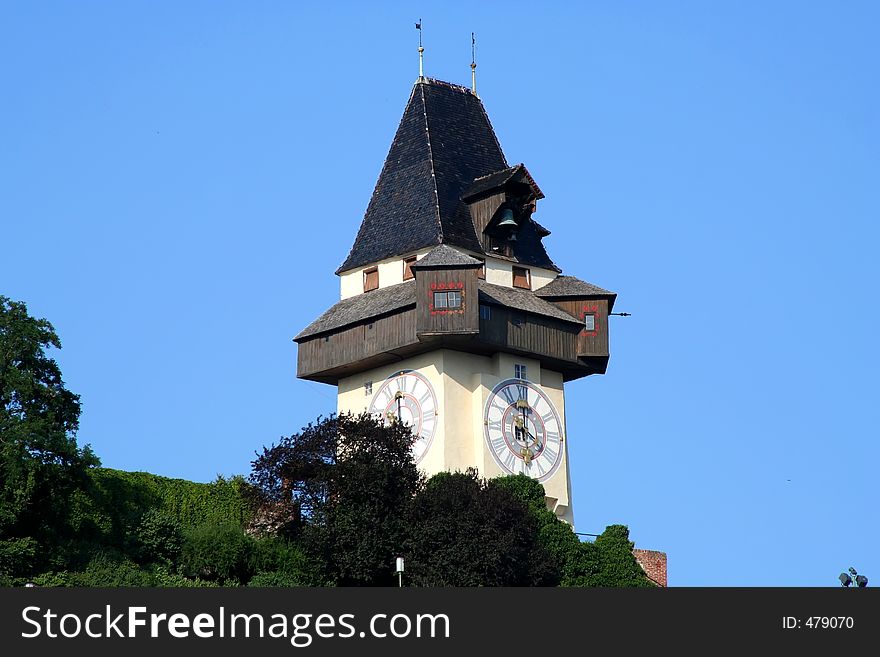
[295,78,616,524]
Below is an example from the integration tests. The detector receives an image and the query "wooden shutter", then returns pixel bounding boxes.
[364,267,379,292]
[403,256,417,280]
[512,266,530,289]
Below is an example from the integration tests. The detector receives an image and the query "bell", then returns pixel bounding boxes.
[496,208,518,227]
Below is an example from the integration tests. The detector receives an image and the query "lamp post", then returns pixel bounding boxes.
[395,556,404,588]
[839,566,868,588]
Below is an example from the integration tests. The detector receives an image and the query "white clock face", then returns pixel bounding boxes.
[484,378,564,482]
[368,370,438,464]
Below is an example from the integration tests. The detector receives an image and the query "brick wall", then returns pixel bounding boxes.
[633,549,668,587]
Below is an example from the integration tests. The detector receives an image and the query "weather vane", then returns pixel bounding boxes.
[470,32,478,96]
[416,19,424,80]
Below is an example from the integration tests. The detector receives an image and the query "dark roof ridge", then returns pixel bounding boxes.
[420,82,444,243]
[420,77,474,95]
[476,91,508,171]
[471,164,519,184]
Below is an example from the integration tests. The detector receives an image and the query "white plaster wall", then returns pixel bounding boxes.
[341,249,558,299]
[337,351,448,478]
[483,256,557,291]
[338,249,432,300]
[338,348,574,523]
[471,353,571,519]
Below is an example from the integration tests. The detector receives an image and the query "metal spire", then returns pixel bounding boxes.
[416,19,424,80]
[470,32,478,96]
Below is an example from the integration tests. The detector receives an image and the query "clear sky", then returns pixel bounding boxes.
[2,1,877,586]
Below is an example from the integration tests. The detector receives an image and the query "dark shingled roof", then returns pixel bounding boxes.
[295,281,416,340]
[534,275,615,298]
[295,279,586,340]
[337,79,508,274]
[502,216,561,272]
[411,244,482,269]
[478,282,582,326]
[463,163,544,201]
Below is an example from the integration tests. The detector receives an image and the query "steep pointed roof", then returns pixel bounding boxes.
[336,79,508,274]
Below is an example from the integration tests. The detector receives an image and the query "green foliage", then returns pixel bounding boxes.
[590,525,655,587]
[251,413,424,586]
[0,296,98,569]
[249,537,324,587]
[247,571,301,587]
[151,566,219,588]
[404,470,557,586]
[44,553,157,587]
[135,509,183,565]
[0,537,38,578]
[493,475,654,588]
[180,523,255,584]
[53,468,253,569]
[74,553,157,587]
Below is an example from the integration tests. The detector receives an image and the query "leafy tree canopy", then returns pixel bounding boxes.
[404,470,558,586]
[0,296,98,563]
[249,412,423,585]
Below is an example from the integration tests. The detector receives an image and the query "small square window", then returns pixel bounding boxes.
[515,364,527,380]
[323,335,330,343]
[433,289,463,310]
[584,314,596,332]
[364,381,373,396]
[479,304,491,320]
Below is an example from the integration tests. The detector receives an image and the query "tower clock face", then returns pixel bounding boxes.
[484,378,564,482]
[368,370,438,464]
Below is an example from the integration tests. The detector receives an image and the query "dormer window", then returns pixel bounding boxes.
[364,267,379,292]
[513,266,531,290]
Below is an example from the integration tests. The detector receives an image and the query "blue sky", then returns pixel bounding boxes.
[2,2,877,586]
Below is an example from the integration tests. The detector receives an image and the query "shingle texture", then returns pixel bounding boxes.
[534,275,615,298]
[478,282,582,325]
[463,163,544,201]
[337,79,508,274]
[410,244,483,269]
[295,281,416,340]
[294,278,587,340]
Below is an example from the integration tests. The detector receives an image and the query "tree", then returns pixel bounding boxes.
[249,413,423,585]
[403,470,557,586]
[0,296,98,576]
[493,474,654,587]
[589,525,655,587]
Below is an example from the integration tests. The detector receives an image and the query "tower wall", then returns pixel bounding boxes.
[337,349,574,524]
